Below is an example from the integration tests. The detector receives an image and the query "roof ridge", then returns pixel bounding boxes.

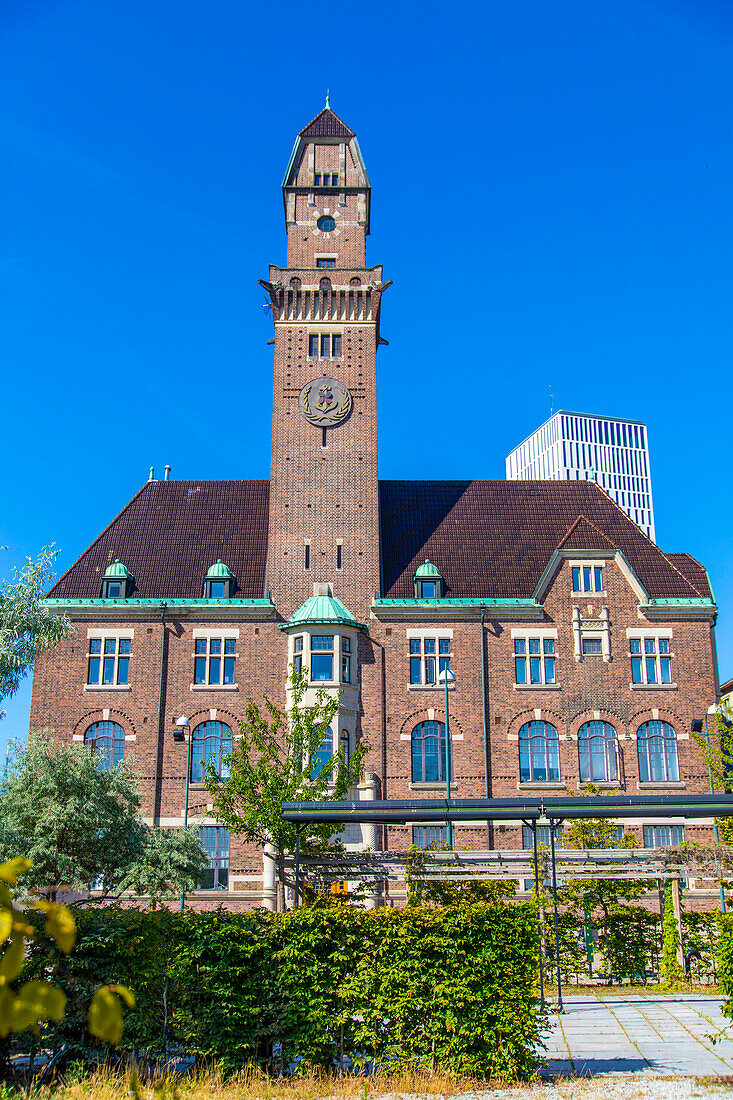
[47,481,151,597]
[658,550,707,598]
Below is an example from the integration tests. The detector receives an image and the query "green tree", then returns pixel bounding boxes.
[691,705,733,844]
[204,670,367,908]
[0,733,207,905]
[0,547,73,717]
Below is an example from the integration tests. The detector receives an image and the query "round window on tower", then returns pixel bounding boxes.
[317,215,336,232]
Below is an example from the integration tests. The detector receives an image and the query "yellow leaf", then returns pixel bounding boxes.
[0,936,25,984]
[0,910,12,945]
[89,985,133,1045]
[11,981,66,1033]
[34,902,76,954]
[0,859,32,885]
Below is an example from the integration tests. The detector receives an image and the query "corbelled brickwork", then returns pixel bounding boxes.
[30,105,721,910]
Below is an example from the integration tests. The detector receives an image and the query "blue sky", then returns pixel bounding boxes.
[1,0,732,751]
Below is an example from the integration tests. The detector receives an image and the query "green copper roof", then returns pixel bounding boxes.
[282,594,365,631]
[103,559,132,579]
[414,559,442,579]
[205,559,234,579]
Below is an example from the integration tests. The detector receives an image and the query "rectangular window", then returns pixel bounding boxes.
[193,637,236,686]
[582,638,603,655]
[316,258,335,268]
[336,544,342,569]
[304,544,310,570]
[629,635,673,685]
[572,564,604,592]
[314,173,321,186]
[341,654,351,682]
[331,174,338,186]
[308,334,318,357]
[320,334,330,357]
[514,635,556,685]
[643,825,684,848]
[412,826,446,850]
[87,636,132,686]
[332,334,342,356]
[311,636,334,681]
[198,827,229,890]
[409,636,452,685]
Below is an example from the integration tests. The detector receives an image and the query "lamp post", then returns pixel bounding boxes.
[705,703,727,913]
[174,716,192,910]
[438,667,456,848]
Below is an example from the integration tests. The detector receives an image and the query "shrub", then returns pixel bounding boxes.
[19,902,542,1079]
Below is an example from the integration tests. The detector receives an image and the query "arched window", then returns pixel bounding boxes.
[637,721,679,783]
[519,720,560,783]
[411,720,451,783]
[311,727,333,780]
[84,721,125,771]
[191,721,232,783]
[319,276,332,291]
[578,721,618,782]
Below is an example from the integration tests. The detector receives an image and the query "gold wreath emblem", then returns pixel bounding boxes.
[299,381,352,426]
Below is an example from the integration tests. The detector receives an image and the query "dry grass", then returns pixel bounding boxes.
[9,1067,733,1100]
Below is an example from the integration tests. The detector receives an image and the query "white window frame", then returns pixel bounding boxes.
[406,629,454,688]
[570,560,606,594]
[306,326,344,360]
[626,629,675,687]
[192,629,239,690]
[511,628,558,687]
[85,629,133,690]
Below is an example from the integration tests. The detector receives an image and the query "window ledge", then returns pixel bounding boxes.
[517,782,566,791]
[408,684,455,691]
[637,781,685,789]
[84,684,131,691]
[409,783,458,791]
[630,683,677,690]
[190,683,239,691]
[514,683,561,691]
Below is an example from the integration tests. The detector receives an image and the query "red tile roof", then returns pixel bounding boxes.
[299,108,354,139]
[379,480,703,600]
[48,481,270,600]
[665,553,713,598]
[48,478,707,604]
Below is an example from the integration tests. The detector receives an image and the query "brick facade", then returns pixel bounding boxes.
[30,106,721,909]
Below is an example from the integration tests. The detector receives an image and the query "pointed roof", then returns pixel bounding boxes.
[299,107,354,140]
[557,516,618,551]
[283,593,365,631]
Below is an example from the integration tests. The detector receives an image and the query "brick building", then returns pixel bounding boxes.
[31,106,720,908]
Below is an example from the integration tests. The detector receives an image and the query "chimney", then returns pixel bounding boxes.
[164,465,171,481]
[148,466,155,481]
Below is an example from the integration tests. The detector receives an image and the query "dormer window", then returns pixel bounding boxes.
[204,560,234,599]
[101,560,132,599]
[413,559,444,599]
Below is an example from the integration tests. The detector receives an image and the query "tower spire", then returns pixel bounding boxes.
[325,89,330,108]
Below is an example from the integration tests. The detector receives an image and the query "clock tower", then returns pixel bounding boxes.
[261,106,390,621]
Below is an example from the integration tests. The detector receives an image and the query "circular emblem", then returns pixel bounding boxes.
[299,377,352,427]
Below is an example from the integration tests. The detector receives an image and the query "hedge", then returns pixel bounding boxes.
[717,913,733,1017]
[21,903,542,1078]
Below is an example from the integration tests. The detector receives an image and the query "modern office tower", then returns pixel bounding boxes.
[506,410,655,541]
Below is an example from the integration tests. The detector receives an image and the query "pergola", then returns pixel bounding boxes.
[282,794,733,1011]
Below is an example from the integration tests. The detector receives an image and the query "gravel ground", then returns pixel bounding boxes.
[376,1082,733,1099]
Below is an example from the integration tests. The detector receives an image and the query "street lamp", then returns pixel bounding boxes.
[705,703,727,912]
[438,667,456,848]
[174,716,192,910]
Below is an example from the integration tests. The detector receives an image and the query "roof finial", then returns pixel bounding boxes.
[325,89,330,109]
